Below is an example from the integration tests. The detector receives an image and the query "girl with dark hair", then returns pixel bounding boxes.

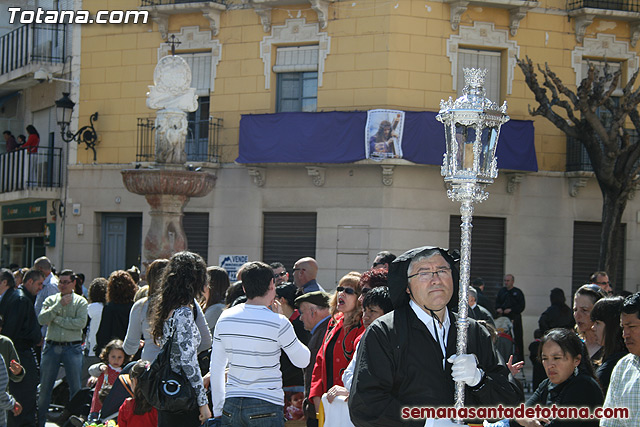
[148,251,212,426]
[573,284,605,362]
[511,328,603,427]
[95,271,137,356]
[201,266,230,334]
[23,125,39,153]
[539,288,575,333]
[89,339,130,417]
[590,296,627,392]
[117,360,158,427]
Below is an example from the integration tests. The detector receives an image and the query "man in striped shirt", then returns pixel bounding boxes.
[211,261,311,426]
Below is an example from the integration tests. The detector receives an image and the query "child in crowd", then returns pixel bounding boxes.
[89,339,129,418]
[117,360,157,427]
[0,354,21,426]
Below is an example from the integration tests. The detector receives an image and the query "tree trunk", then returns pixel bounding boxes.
[599,190,627,283]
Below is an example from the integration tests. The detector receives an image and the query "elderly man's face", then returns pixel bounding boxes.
[406,254,453,312]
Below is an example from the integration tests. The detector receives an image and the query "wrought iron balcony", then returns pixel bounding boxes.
[568,0,640,12]
[0,24,66,82]
[136,117,223,163]
[0,147,63,193]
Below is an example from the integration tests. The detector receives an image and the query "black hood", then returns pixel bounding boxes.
[388,246,460,310]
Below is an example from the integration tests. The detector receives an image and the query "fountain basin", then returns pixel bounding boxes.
[121,169,216,197]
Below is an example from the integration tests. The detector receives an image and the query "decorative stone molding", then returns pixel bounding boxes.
[444,0,536,35]
[447,0,469,31]
[158,26,222,92]
[381,165,394,186]
[309,0,331,29]
[255,6,272,33]
[141,2,226,38]
[571,34,639,89]
[631,22,640,47]
[248,167,266,187]
[568,7,640,46]
[260,18,330,89]
[505,172,525,193]
[574,14,595,44]
[566,171,593,197]
[245,0,332,31]
[306,166,326,187]
[446,21,520,94]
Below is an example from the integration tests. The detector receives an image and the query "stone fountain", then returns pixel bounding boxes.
[122,54,216,262]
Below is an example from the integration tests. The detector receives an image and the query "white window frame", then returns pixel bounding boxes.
[157,26,221,92]
[446,21,519,96]
[260,18,330,90]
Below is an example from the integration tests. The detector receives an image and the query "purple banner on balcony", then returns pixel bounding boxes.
[237,111,538,172]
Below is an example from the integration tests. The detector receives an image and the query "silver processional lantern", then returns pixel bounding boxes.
[436,68,509,419]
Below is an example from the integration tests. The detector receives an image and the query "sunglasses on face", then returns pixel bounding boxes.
[274,272,287,278]
[336,286,357,295]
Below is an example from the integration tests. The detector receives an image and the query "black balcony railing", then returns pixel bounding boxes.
[136,117,223,163]
[567,0,640,12]
[566,129,640,172]
[0,24,66,77]
[0,147,63,193]
[140,0,226,5]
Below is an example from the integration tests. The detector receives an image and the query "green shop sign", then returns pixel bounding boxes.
[2,201,47,220]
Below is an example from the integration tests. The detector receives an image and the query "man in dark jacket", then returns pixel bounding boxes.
[0,268,42,427]
[349,246,522,426]
[295,291,331,427]
[495,274,526,360]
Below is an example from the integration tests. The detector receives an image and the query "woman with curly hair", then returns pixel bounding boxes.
[149,251,212,426]
[95,270,137,356]
[309,272,365,411]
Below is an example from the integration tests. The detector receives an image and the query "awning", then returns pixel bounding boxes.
[237,111,538,172]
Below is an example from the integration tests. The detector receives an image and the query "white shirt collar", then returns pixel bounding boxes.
[409,300,450,361]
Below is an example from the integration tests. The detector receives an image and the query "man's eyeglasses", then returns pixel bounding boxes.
[274,271,287,278]
[407,267,451,281]
[292,268,303,272]
[336,286,357,295]
[59,279,74,285]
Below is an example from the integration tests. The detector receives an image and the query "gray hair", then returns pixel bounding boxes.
[407,249,450,277]
[468,286,478,299]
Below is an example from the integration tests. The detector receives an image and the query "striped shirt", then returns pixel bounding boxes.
[210,303,310,416]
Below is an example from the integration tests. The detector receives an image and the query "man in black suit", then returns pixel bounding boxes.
[295,291,331,427]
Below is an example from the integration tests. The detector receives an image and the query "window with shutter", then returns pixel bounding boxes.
[449,216,506,304]
[571,221,625,295]
[457,48,501,102]
[263,212,317,272]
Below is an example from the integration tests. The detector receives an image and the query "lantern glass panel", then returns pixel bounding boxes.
[454,123,476,172]
[478,126,498,176]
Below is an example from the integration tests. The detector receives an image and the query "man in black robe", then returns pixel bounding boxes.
[349,246,522,426]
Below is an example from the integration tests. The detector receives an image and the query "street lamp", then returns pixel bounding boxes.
[436,68,509,419]
[55,92,99,161]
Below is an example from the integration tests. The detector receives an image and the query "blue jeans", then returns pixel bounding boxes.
[37,342,83,427]
[221,397,284,427]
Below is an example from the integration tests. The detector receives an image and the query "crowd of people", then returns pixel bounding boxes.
[0,248,636,427]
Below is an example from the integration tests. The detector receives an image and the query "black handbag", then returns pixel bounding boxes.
[138,318,197,412]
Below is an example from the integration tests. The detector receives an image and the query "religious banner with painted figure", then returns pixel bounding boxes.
[365,109,405,160]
